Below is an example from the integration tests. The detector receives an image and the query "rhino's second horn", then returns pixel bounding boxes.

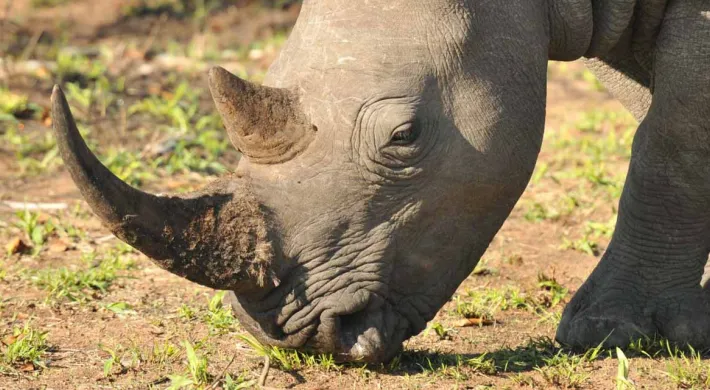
[208,66,316,164]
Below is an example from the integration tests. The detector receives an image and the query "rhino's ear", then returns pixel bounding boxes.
[547,0,593,61]
[208,66,316,164]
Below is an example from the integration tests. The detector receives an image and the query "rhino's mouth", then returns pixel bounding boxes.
[231,284,412,362]
[309,290,408,362]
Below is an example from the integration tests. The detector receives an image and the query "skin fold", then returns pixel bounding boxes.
[53,0,710,363]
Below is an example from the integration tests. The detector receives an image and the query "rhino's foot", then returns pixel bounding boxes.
[555,255,657,348]
[653,288,710,348]
[556,243,710,349]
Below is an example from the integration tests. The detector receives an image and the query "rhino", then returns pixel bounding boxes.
[50,0,710,362]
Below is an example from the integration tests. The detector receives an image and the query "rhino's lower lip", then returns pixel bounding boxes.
[333,293,403,362]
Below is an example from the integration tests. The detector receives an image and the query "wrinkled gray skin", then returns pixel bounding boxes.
[52,0,710,363]
[231,1,548,362]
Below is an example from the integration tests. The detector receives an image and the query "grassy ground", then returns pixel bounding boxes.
[1,1,710,389]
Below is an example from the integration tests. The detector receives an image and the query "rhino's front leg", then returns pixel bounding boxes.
[557,0,710,348]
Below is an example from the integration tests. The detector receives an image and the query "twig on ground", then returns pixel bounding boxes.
[20,29,44,61]
[454,317,497,327]
[141,13,168,57]
[208,350,239,390]
[3,201,68,210]
[259,355,271,389]
[2,0,13,19]
[95,235,117,244]
[1,0,18,86]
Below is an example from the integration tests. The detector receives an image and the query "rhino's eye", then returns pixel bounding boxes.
[388,123,419,146]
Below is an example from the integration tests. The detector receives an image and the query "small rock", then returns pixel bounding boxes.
[42,109,52,127]
[149,325,165,336]
[248,48,264,60]
[1,334,18,346]
[34,213,51,224]
[5,237,31,255]
[47,238,71,253]
[19,362,35,372]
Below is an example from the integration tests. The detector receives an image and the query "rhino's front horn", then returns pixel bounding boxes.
[208,66,316,164]
[51,85,278,294]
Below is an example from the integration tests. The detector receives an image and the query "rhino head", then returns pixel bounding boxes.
[53,0,565,362]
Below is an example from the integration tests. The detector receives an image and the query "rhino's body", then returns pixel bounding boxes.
[51,0,710,362]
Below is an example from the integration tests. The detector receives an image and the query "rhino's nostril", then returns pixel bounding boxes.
[337,309,370,345]
[337,311,361,336]
[305,292,403,362]
[330,294,393,361]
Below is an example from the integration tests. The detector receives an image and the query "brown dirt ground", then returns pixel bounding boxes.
[0,1,701,389]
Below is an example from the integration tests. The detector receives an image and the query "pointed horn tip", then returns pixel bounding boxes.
[51,84,73,120]
[207,65,226,78]
[208,66,229,84]
[51,84,65,105]
[208,66,246,93]
[50,84,77,140]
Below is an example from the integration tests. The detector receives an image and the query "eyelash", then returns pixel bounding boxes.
[389,124,418,145]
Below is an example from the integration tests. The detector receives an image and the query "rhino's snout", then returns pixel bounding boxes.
[237,288,407,363]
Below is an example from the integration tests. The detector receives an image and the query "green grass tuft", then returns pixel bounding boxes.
[663,343,710,389]
[203,291,238,335]
[0,88,42,121]
[237,333,341,372]
[0,321,51,372]
[28,248,136,303]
